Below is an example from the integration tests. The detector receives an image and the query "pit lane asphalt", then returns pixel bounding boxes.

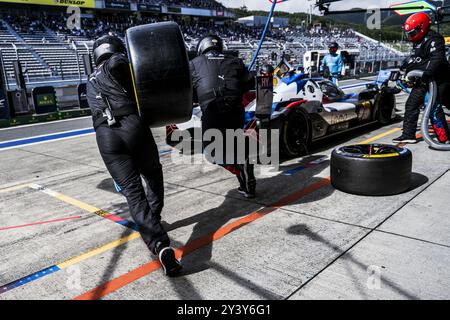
[1,78,450,300]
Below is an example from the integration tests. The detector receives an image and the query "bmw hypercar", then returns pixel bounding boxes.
[166,69,397,157]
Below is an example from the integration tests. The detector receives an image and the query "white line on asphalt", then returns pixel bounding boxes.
[0,116,92,131]
[0,127,93,144]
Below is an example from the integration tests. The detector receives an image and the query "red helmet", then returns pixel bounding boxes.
[404,12,431,43]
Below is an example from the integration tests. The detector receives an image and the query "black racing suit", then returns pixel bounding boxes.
[402,30,450,141]
[190,51,256,193]
[86,53,170,254]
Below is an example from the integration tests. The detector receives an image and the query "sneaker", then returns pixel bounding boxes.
[392,134,418,144]
[237,186,256,199]
[236,163,256,198]
[158,246,182,277]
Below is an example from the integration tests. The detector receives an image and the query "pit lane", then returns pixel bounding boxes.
[1,79,450,300]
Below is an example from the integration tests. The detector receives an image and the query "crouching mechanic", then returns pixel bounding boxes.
[320,42,343,85]
[190,35,256,198]
[393,12,450,144]
[86,34,181,276]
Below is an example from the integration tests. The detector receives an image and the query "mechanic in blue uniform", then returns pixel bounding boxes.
[86,34,181,276]
[393,12,450,144]
[320,42,344,85]
[190,35,256,198]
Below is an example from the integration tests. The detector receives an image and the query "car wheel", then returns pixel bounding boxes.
[331,144,412,196]
[281,107,311,158]
[375,91,395,125]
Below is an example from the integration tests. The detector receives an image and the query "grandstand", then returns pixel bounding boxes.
[0,0,407,124]
[0,3,406,83]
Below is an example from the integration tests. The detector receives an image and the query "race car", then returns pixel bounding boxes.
[166,66,397,158]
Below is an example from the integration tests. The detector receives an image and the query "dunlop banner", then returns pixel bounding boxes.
[0,0,95,8]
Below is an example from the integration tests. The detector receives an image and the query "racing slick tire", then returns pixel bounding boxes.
[280,107,311,158]
[331,144,412,196]
[126,22,193,127]
[375,91,396,125]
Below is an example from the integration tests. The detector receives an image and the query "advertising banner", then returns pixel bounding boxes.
[0,0,95,8]
[104,1,130,10]
[32,86,58,114]
[138,3,161,12]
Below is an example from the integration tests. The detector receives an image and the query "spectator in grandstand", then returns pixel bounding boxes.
[86,34,182,276]
[320,42,343,85]
[190,34,256,198]
[393,12,450,144]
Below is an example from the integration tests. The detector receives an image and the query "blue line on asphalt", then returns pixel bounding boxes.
[0,129,175,158]
[0,266,61,294]
[0,128,95,149]
[282,157,329,176]
[283,165,308,176]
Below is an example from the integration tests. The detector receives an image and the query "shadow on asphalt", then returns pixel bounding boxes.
[285,223,419,299]
[87,226,136,300]
[409,173,429,192]
[168,158,333,278]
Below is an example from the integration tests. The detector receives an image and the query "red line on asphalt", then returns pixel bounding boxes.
[0,216,82,231]
[102,214,124,222]
[74,177,331,300]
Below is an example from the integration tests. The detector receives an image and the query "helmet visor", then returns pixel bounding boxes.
[404,25,422,40]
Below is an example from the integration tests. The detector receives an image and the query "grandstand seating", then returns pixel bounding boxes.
[0,8,406,86]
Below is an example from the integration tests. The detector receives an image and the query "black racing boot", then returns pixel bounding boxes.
[155,242,182,277]
[392,134,418,144]
[236,163,256,199]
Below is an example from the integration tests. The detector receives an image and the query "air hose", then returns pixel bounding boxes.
[406,70,450,150]
[248,0,277,71]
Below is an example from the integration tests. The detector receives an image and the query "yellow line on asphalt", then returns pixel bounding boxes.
[57,232,141,269]
[52,192,100,213]
[0,184,30,194]
[26,184,143,269]
[358,128,401,145]
[29,184,101,213]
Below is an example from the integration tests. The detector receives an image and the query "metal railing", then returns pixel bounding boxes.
[0,42,89,90]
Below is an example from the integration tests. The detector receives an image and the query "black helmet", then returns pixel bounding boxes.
[196,34,224,56]
[261,63,274,75]
[93,34,127,66]
[329,42,339,53]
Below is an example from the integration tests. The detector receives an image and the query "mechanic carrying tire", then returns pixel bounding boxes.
[190,34,256,198]
[392,12,450,145]
[331,144,412,196]
[86,26,191,277]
